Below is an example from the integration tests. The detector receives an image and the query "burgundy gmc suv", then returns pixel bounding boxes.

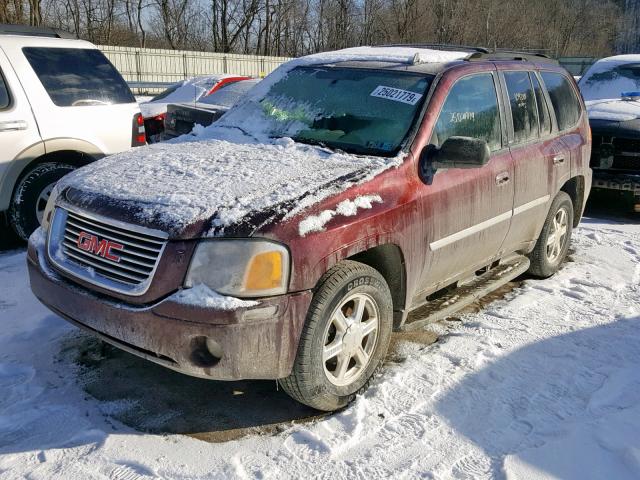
[28,45,591,411]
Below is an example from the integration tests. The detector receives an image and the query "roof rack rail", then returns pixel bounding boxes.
[0,23,77,39]
[379,43,490,54]
[467,50,558,64]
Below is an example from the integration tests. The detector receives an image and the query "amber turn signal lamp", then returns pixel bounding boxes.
[245,251,283,290]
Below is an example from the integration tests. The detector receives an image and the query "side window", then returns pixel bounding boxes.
[504,71,539,144]
[433,73,502,151]
[532,73,552,135]
[0,70,9,109]
[540,72,581,131]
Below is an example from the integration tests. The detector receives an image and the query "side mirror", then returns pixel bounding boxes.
[432,136,490,170]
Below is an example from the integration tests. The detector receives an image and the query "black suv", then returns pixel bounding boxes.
[578,55,640,212]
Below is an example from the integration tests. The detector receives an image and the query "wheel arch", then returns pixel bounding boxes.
[560,175,586,227]
[347,243,407,330]
[1,148,98,212]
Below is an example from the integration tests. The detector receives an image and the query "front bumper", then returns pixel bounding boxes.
[27,236,312,380]
[591,171,640,212]
[592,171,640,193]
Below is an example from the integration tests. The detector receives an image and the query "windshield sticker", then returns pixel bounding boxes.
[370,86,423,105]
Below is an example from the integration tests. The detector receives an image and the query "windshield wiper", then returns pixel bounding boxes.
[294,137,330,150]
[216,124,260,142]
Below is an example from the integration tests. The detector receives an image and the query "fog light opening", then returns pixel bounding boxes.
[190,336,222,368]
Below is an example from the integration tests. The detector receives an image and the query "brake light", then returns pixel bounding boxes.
[132,113,146,147]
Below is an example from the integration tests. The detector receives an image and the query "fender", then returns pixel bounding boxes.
[0,138,104,212]
[0,141,45,211]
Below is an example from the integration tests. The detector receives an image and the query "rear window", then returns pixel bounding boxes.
[23,47,134,107]
[200,79,259,107]
[504,71,539,144]
[540,72,581,131]
[532,74,552,135]
[150,83,181,102]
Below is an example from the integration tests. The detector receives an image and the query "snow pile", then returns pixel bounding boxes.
[59,135,402,236]
[579,55,640,102]
[586,99,640,121]
[171,284,259,310]
[298,194,383,236]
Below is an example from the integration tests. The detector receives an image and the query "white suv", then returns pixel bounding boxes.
[0,24,144,240]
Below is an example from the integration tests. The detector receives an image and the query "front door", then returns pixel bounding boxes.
[0,47,42,208]
[416,71,514,300]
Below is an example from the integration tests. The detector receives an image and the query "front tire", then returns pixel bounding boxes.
[527,191,574,278]
[9,162,75,240]
[280,261,393,411]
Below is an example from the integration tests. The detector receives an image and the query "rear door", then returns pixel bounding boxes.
[417,71,515,296]
[0,47,43,211]
[2,38,139,156]
[539,71,583,188]
[500,69,568,252]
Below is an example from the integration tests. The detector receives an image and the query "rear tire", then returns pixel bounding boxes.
[280,261,393,411]
[527,191,574,278]
[9,162,75,240]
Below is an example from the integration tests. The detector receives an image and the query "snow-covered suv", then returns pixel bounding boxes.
[0,25,143,240]
[28,45,591,411]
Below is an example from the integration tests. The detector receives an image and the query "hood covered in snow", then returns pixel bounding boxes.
[58,132,403,239]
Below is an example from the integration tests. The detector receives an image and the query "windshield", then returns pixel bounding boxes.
[151,83,180,102]
[220,67,433,156]
[579,61,640,101]
[200,79,260,108]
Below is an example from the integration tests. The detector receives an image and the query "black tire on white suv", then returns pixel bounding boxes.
[9,162,75,240]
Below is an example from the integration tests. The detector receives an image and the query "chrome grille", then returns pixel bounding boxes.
[48,206,168,295]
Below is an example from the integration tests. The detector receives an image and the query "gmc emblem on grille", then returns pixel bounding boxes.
[76,231,124,262]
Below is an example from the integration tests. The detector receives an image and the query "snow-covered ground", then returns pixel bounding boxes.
[1,216,639,479]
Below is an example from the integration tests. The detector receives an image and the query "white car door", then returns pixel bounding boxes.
[0,46,43,212]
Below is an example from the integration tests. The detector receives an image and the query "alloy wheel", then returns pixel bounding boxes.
[322,293,380,387]
[546,207,569,263]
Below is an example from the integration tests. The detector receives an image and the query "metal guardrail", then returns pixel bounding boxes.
[558,57,597,76]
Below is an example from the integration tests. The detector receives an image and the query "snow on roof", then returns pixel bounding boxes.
[306,46,470,65]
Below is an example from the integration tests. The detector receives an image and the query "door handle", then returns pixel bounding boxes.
[495,171,510,186]
[0,120,28,132]
[552,155,565,165]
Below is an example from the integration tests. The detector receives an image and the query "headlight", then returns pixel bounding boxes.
[41,183,62,232]
[185,239,290,297]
